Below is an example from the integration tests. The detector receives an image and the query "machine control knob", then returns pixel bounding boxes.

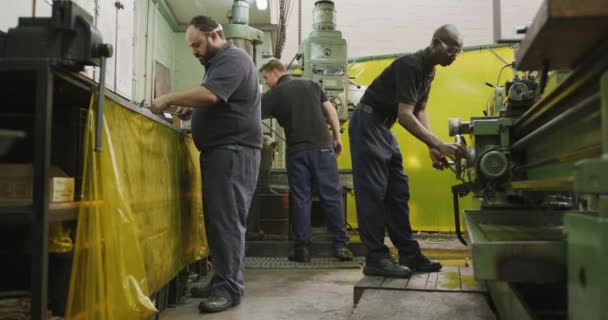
[94,43,114,58]
[329,95,348,121]
[448,118,461,137]
[508,81,529,101]
[448,118,471,137]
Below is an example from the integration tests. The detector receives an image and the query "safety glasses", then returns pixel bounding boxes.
[437,38,463,55]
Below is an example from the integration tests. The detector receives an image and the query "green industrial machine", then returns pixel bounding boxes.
[297,0,351,123]
[447,0,608,319]
[223,0,264,63]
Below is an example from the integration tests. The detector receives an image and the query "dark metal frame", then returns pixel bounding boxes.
[0,58,53,320]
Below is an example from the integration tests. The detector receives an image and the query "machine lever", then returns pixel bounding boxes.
[451,183,471,246]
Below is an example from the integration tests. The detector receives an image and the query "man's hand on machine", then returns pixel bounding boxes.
[429,148,449,170]
[150,96,192,120]
[151,95,170,114]
[175,106,193,120]
[435,142,466,161]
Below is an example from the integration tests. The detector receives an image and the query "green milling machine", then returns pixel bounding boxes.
[446,0,608,319]
[223,0,264,62]
[245,0,364,255]
[296,0,356,124]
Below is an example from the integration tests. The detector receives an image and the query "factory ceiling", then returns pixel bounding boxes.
[159,0,275,31]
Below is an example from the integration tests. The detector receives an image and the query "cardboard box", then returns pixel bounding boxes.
[0,164,75,204]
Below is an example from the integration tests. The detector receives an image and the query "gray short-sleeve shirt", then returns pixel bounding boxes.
[190,42,262,151]
[261,75,332,154]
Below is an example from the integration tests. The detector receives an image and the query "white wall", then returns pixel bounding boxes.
[3,0,133,98]
[501,0,543,39]
[172,32,205,92]
[133,1,181,103]
[0,2,32,32]
[280,0,543,61]
[115,0,135,98]
[97,0,118,92]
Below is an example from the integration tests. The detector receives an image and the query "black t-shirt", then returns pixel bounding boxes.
[360,49,435,120]
[190,42,262,151]
[261,75,332,154]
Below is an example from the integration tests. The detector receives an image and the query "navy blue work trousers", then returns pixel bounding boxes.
[286,148,348,250]
[348,105,421,263]
[200,145,260,303]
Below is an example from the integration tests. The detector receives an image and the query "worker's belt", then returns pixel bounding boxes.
[204,144,256,153]
[357,103,375,114]
[217,144,253,151]
[356,103,396,128]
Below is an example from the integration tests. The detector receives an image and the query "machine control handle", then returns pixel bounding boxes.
[94,43,114,59]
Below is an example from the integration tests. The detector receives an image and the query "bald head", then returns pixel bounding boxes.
[428,24,463,67]
[433,24,462,47]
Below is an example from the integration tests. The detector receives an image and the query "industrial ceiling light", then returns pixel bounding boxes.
[256,0,268,10]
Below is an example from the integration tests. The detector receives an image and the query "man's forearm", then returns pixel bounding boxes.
[327,111,341,140]
[165,86,219,108]
[416,109,432,132]
[322,101,342,140]
[416,109,438,152]
[398,109,442,149]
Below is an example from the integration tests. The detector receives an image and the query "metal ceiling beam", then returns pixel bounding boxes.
[152,0,182,31]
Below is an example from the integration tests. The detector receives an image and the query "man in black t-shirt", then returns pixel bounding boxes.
[260,58,353,263]
[349,24,466,278]
[151,15,261,313]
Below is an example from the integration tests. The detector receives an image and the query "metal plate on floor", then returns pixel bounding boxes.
[353,267,485,306]
[245,256,364,269]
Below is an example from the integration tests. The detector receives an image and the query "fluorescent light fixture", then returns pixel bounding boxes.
[256,0,268,10]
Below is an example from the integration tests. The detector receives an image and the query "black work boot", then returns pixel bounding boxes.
[190,284,211,298]
[363,258,412,278]
[335,247,354,261]
[288,242,311,262]
[399,253,442,272]
[198,295,236,313]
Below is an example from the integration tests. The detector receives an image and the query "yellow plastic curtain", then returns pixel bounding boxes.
[48,223,73,253]
[65,96,207,319]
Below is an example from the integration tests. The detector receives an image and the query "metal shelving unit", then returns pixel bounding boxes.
[0,59,54,319]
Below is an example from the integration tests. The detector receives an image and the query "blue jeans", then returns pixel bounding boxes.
[348,106,421,263]
[286,148,348,250]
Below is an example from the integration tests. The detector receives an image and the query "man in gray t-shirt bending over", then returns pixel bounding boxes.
[151,15,261,314]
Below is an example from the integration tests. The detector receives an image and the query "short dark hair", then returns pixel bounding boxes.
[189,15,224,38]
[259,58,286,73]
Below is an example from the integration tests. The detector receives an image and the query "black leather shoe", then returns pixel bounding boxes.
[190,285,211,298]
[363,258,411,278]
[198,295,234,313]
[288,244,311,262]
[399,253,442,272]
[335,247,354,261]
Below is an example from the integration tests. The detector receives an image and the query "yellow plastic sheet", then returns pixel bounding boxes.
[340,46,515,231]
[48,222,73,253]
[66,96,207,319]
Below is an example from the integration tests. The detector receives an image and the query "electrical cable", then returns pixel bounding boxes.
[496,62,514,87]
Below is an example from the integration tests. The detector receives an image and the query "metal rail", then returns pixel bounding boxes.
[512,93,599,150]
[515,40,608,134]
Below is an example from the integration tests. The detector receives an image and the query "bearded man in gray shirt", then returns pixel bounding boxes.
[151,15,261,313]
